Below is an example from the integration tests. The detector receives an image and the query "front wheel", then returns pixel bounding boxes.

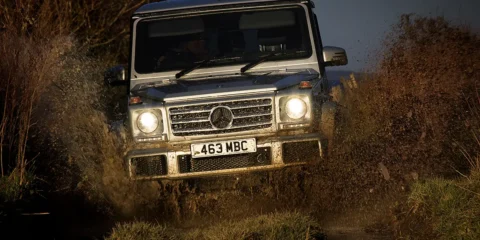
[319,101,338,157]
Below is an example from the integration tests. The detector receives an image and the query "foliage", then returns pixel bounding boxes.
[0,0,152,60]
[405,171,480,239]
[335,14,480,176]
[107,221,175,240]
[0,170,37,202]
[0,32,71,200]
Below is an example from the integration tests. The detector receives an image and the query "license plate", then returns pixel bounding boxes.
[191,138,257,158]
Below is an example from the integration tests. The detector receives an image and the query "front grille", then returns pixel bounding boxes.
[130,155,167,176]
[282,141,320,164]
[178,147,271,173]
[170,98,273,136]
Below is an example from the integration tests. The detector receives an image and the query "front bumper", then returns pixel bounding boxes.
[127,132,324,180]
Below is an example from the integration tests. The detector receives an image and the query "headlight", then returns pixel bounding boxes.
[137,112,159,133]
[285,98,307,119]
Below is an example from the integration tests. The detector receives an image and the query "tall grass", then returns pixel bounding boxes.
[0,32,71,201]
[334,14,480,175]
[0,0,150,59]
[395,90,480,239]
[0,0,158,205]
[403,155,480,239]
[31,46,161,214]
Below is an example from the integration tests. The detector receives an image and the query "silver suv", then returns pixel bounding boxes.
[105,0,348,180]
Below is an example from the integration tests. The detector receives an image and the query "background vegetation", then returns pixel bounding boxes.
[333,14,480,239]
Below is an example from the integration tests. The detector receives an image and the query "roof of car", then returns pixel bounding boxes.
[134,0,306,15]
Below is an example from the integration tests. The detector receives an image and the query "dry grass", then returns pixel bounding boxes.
[0,0,162,212]
[0,31,72,201]
[107,221,175,240]
[333,14,480,177]
[0,23,158,216]
[0,0,151,59]
[392,98,480,239]
[28,43,163,215]
[185,211,324,240]
[363,15,480,239]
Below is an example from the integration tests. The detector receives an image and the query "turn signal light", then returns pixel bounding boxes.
[129,96,143,105]
[299,81,312,89]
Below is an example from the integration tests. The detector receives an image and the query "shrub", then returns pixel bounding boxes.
[28,42,161,215]
[107,221,175,240]
[0,0,160,211]
[405,172,480,239]
[0,0,151,60]
[0,31,71,200]
[0,169,37,202]
[335,14,480,175]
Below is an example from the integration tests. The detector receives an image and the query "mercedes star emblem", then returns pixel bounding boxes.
[210,107,233,129]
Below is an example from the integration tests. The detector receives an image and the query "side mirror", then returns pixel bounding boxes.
[104,65,127,86]
[322,46,348,66]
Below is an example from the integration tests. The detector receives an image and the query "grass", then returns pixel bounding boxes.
[0,170,37,202]
[0,32,69,202]
[397,150,480,239]
[106,212,325,240]
[107,221,174,240]
[405,172,480,239]
[0,0,149,60]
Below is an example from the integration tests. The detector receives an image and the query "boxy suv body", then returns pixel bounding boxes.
[105,0,348,180]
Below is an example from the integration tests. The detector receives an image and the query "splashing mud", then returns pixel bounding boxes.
[31,44,162,216]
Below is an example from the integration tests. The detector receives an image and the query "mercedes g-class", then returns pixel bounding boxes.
[105,0,348,180]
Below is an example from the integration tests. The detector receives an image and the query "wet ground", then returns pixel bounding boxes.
[1,170,399,239]
[1,211,392,240]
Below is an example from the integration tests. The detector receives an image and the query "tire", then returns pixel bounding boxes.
[319,101,338,157]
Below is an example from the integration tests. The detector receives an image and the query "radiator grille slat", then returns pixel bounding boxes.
[169,98,273,136]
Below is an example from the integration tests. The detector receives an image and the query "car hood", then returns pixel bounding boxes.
[131,70,319,102]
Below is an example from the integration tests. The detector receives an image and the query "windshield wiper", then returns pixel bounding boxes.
[175,58,211,79]
[240,52,278,74]
[175,56,243,79]
[240,51,307,73]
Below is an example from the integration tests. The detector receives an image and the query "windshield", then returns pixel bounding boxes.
[134,6,312,74]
